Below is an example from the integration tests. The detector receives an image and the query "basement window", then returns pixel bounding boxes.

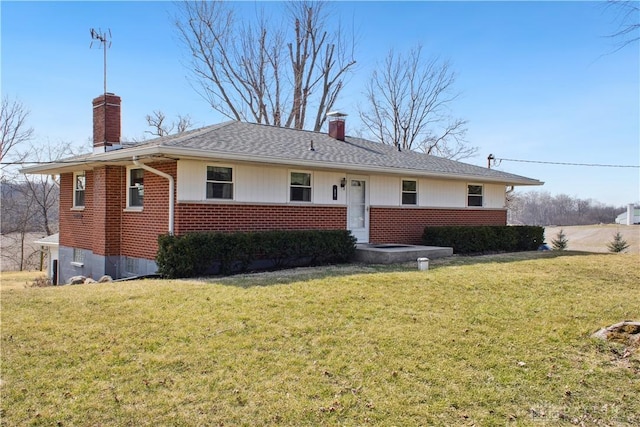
[467,184,484,207]
[71,248,85,267]
[206,166,233,200]
[73,172,86,208]
[128,168,144,208]
[290,171,312,202]
[401,179,417,205]
[125,257,139,275]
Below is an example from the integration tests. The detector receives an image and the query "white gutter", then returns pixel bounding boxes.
[22,144,544,186]
[133,157,174,235]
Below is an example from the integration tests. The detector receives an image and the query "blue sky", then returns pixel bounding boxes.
[2,1,639,206]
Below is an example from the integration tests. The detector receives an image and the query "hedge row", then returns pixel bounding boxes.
[157,230,357,278]
[422,225,545,254]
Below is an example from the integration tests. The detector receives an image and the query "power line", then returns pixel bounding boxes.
[494,157,640,168]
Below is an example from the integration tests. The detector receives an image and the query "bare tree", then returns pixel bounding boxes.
[508,191,622,226]
[16,141,80,235]
[1,141,84,270]
[605,0,640,52]
[1,96,34,164]
[1,179,41,271]
[145,110,193,137]
[359,45,476,160]
[174,0,356,131]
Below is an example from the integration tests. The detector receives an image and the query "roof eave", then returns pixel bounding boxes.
[21,144,544,187]
[20,145,166,175]
[158,146,544,186]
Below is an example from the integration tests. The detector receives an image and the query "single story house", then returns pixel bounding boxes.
[23,93,543,283]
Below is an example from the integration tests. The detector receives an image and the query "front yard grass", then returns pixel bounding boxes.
[1,253,639,425]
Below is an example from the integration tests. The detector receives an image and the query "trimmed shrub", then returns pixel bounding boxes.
[157,230,357,278]
[422,225,544,255]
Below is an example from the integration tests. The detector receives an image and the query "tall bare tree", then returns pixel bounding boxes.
[1,96,34,165]
[1,178,41,271]
[1,141,85,270]
[174,0,356,131]
[145,110,193,137]
[359,45,476,160]
[605,0,640,52]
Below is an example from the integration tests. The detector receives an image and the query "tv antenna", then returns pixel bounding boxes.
[90,28,112,95]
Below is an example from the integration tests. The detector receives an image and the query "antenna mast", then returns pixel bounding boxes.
[90,28,112,95]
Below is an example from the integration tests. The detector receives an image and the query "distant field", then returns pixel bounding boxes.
[545,224,640,254]
[2,253,639,426]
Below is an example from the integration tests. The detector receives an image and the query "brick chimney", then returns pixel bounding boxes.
[327,111,347,141]
[92,93,121,152]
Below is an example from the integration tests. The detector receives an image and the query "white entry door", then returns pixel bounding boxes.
[347,176,369,243]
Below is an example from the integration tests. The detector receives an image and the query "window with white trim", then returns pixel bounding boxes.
[128,168,144,207]
[206,166,233,199]
[290,171,312,202]
[73,172,86,208]
[401,179,417,205]
[467,184,483,207]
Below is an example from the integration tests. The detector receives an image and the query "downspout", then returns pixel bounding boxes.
[505,185,515,210]
[132,157,174,235]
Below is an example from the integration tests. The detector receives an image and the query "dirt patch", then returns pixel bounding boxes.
[545,225,639,254]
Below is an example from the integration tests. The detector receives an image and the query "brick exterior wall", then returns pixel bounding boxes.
[369,207,507,245]
[175,204,347,235]
[59,162,173,260]
[121,162,175,260]
[59,172,95,251]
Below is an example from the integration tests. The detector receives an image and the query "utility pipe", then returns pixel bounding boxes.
[133,157,175,235]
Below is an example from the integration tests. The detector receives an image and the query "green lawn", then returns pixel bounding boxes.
[2,252,639,426]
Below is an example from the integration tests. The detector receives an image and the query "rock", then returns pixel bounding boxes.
[84,278,97,284]
[68,276,86,285]
[98,275,113,283]
[592,321,640,349]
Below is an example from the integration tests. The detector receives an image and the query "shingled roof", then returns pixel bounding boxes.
[22,120,542,186]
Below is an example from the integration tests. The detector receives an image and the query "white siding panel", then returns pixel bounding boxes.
[177,160,206,201]
[484,184,506,208]
[235,165,287,203]
[370,175,400,206]
[423,179,466,207]
[177,159,506,209]
[313,171,346,204]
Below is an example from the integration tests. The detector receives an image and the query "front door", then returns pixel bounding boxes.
[347,176,369,243]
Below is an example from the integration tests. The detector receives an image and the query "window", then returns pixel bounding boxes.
[72,248,85,266]
[206,166,233,199]
[467,184,483,207]
[125,257,139,275]
[73,172,86,208]
[128,168,144,207]
[290,172,312,202]
[402,179,417,205]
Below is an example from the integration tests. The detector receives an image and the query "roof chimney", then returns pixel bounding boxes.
[327,111,347,141]
[92,93,121,153]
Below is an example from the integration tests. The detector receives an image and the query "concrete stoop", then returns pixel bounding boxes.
[354,244,453,264]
